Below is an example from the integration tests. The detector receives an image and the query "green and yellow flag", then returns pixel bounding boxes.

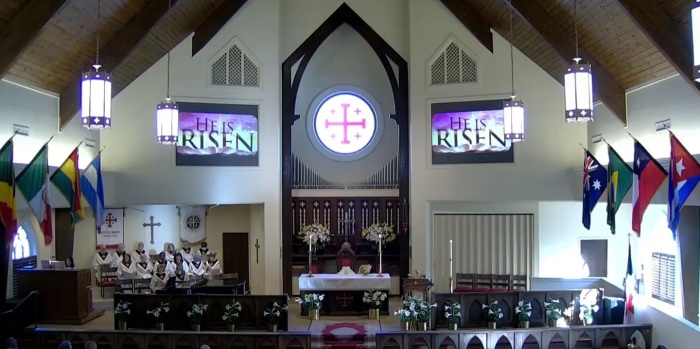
[0,139,17,245]
[50,146,84,224]
[606,145,633,234]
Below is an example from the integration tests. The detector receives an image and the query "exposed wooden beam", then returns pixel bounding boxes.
[508,0,628,126]
[439,0,494,53]
[0,0,67,79]
[59,0,178,131]
[614,0,699,96]
[191,0,248,56]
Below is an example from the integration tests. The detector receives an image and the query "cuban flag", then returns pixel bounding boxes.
[668,133,700,239]
[582,150,607,230]
[632,140,667,236]
[80,153,106,230]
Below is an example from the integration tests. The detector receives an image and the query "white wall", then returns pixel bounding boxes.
[409,0,587,275]
[102,0,281,293]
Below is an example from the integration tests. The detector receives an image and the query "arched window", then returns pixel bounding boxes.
[11,225,36,260]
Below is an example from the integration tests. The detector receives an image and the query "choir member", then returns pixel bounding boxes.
[179,242,194,263]
[206,252,221,273]
[150,264,169,292]
[173,252,191,273]
[196,242,209,257]
[135,254,153,278]
[155,252,174,273]
[117,253,136,279]
[173,263,189,283]
[162,242,176,262]
[132,241,147,263]
[64,257,76,269]
[92,245,114,281]
[111,243,127,266]
[189,254,207,276]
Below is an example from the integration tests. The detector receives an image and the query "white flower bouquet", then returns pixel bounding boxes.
[579,302,599,325]
[299,224,331,251]
[264,302,288,325]
[444,301,461,325]
[146,302,170,321]
[222,300,242,325]
[114,300,131,323]
[482,299,503,322]
[545,298,562,324]
[294,293,324,310]
[186,303,208,325]
[361,222,396,245]
[393,308,413,322]
[363,290,388,309]
[515,300,532,321]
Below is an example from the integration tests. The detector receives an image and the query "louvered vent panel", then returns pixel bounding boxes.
[430,40,478,85]
[211,55,227,85]
[461,51,477,82]
[228,45,242,85]
[210,43,260,87]
[243,55,259,86]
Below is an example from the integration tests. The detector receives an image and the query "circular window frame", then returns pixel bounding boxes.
[306,86,384,162]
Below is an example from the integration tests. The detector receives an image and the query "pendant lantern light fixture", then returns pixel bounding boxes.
[692,0,700,81]
[564,0,593,123]
[81,0,112,130]
[155,0,179,144]
[503,0,525,142]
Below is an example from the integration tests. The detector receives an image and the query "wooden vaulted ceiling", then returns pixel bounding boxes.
[0,0,248,131]
[442,0,698,126]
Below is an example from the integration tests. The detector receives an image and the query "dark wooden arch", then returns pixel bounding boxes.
[281,2,409,294]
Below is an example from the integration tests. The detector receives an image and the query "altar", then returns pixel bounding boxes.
[298,273,391,316]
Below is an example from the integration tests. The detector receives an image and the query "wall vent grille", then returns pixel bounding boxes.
[430,41,477,85]
[210,43,259,87]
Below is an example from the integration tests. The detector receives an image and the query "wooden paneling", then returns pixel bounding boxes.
[439,0,494,53]
[192,0,248,56]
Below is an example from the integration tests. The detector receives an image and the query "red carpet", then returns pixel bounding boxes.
[311,322,375,349]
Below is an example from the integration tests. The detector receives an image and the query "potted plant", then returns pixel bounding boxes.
[444,301,461,330]
[482,299,503,329]
[186,303,208,331]
[294,293,324,320]
[515,300,532,328]
[404,296,435,331]
[363,290,387,320]
[393,307,413,331]
[114,300,131,330]
[579,302,599,326]
[222,300,242,332]
[264,302,288,332]
[544,298,563,327]
[146,302,170,330]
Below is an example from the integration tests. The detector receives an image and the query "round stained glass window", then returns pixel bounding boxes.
[313,92,377,155]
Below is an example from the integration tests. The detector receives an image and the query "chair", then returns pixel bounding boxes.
[454,273,475,292]
[492,274,511,290]
[115,279,133,293]
[134,278,151,293]
[511,275,528,290]
[99,266,118,298]
[474,274,493,291]
[335,242,356,272]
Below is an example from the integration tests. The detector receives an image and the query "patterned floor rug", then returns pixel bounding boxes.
[310,320,378,349]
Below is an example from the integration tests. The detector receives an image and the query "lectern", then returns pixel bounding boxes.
[17,269,104,324]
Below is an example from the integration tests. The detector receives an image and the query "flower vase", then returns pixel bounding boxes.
[415,322,428,331]
[155,323,164,331]
[368,308,380,320]
[400,321,411,331]
[117,321,127,330]
[269,324,278,332]
[226,324,235,332]
[487,322,497,330]
[519,321,530,329]
[192,324,201,331]
[448,323,458,331]
[309,309,320,320]
[548,319,558,327]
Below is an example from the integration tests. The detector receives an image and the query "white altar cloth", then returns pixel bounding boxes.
[298,274,391,291]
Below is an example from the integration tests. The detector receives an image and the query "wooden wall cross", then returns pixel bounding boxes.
[254,239,260,264]
[143,216,161,244]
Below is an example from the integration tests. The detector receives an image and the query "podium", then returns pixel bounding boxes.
[18,269,104,324]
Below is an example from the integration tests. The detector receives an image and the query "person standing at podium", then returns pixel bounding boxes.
[92,245,114,282]
[64,257,77,270]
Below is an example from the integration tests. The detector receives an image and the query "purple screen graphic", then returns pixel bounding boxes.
[431,110,511,154]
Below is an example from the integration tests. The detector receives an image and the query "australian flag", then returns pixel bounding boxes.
[583,150,608,230]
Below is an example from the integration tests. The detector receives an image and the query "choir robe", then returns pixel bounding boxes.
[150,272,170,292]
[135,262,153,279]
[173,270,189,283]
[154,260,175,274]
[92,252,114,280]
[206,260,221,274]
[111,250,128,266]
[117,262,136,279]
[189,261,207,276]
[161,250,175,262]
[179,248,194,263]
[132,249,147,263]
[196,248,209,257]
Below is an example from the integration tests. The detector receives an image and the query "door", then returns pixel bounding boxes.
[223,233,249,292]
[580,239,608,277]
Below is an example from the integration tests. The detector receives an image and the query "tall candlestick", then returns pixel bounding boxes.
[449,239,453,292]
[308,237,313,278]
[378,234,383,277]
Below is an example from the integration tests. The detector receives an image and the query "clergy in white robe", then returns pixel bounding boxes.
[150,264,170,292]
[92,245,114,281]
[131,241,147,263]
[135,254,153,279]
[196,241,209,257]
[173,253,191,273]
[206,252,221,274]
[179,243,194,263]
[117,254,136,279]
[111,243,128,266]
[189,255,207,276]
[161,242,176,262]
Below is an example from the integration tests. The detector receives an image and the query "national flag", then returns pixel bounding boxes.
[582,150,608,229]
[81,153,105,230]
[667,133,700,238]
[0,139,17,245]
[16,145,52,245]
[50,147,84,225]
[623,240,635,323]
[632,141,667,236]
[606,146,633,235]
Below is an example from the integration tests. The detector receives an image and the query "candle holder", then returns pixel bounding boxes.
[449,277,453,293]
[377,243,383,277]
[308,247,314,278]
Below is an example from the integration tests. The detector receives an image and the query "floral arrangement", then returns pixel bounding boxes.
[298,224,331,250]
[363,290,388,309]
[544,298,563,322]
[294,293,324,310]
[146,302,170,321]
[393,308,413,323]
[482,299,503,322]
[402,296,436,323]
[444,301,461,325]
[114,300,131,323]
[579,302,599,325]
[361,222,396,245]
[264,302,288,325]
[515,300,532,321]
[186,303,208,325]
[222,300,242,325]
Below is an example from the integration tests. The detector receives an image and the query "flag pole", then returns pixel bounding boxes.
[578,143,588,151]
[7,129,20,143]
[46,135,55,145]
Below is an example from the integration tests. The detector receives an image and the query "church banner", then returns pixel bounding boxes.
[431,99,514,164]
[179,206,206,244]
[97,208,124,249]
[175,102,259,167]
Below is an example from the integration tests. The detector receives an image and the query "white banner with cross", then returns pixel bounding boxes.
[179,206,206,244]
[97,208,124,249]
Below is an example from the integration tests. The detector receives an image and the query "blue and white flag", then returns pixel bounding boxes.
[80,153,105,230]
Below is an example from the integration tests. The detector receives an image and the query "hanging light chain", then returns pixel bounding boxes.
[508,0,515,97]
[574,0,579,59]
[95,0,101,65]
[166,0,172,99]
